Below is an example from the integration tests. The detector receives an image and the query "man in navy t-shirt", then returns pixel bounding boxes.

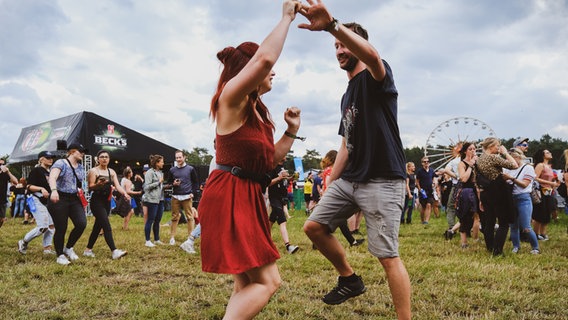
[300,2,411,318]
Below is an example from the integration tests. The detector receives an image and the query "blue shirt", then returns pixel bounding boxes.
[52,159,85,193]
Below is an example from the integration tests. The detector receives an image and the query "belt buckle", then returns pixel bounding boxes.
[230,166,242,177]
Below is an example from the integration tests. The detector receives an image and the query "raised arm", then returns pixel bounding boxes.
[298,0,385,80]
[219,1,300,112]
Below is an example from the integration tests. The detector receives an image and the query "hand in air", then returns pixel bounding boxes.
[284,106,301,131]
[297,0,333,31]
[283,0,303,20]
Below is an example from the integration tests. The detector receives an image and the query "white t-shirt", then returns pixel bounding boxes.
[503,164,536,195]
[446,156,461,185]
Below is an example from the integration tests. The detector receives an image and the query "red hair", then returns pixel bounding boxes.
[210,42,274,130]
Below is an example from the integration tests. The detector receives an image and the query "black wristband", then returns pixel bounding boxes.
[325,18,339,32]
[284,131,306,141]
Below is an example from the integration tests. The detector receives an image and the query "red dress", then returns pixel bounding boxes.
[198,120,280,274]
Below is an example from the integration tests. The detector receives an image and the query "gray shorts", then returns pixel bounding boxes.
[308,178,405,258]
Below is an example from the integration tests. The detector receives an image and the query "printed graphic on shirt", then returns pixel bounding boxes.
[342,102,358,155]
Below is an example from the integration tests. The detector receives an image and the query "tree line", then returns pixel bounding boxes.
[3,135,567,180]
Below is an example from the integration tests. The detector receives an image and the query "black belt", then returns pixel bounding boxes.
[217,165,271,189]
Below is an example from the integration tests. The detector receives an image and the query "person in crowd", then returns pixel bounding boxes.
[455,142,480,249]
[0,158,18,228]
[168,150,199,245]
[309,170,323,211]
[82,150,128,260]
[299,2,411,317]
[532,149,559,241]
[141,164,150,224]
[502,150,540,254]
[562,150,568,216]
[268,157,300,254]
[181,139,217,254]
[320,149,364,247]
[132,172,144,217]
[441,143,462,236]
[17,151,57,256]
[120,167,140,230]
[512,137,529,156]
[401,162,416,224]
[197,2,302,317]
[48,143,89,265]
[432,177,442,218]
[476,137,518,256]
[12,177,27,218]
[303,171,314,214]
[416,156,437,225]
[144,155,166,247]
[286,176,296,213]
[180,207,200,254]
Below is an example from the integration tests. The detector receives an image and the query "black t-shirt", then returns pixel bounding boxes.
[338,62,406,182]
[0,172,9,204]
[268,165,287,204]
[27,166,51,205]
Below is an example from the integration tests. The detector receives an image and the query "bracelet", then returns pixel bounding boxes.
[325,17,339,32]
[284,131,306,141]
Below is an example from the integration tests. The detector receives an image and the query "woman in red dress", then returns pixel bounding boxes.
[198,1,302,318]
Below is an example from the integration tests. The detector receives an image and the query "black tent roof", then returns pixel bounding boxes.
[9,111,178,164]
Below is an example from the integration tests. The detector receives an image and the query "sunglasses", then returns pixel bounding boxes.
[519,143,528,147]
[422,160,429,163]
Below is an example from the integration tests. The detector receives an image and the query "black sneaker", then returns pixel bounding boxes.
[322,275,367,305]
[350,239,365,247]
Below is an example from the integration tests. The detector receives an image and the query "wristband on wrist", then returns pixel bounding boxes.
[325,17,339,32]
[284,131,306,141]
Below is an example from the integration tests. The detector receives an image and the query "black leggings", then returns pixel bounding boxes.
[87,195,116,251]
[48,195,87,256]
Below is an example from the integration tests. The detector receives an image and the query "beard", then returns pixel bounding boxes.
[339,54,359,72]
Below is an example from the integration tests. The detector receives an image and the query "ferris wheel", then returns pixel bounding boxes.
[424,117,496,170]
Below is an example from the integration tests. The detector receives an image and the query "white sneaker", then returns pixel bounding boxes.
[18,240,27,255]
[180,239,196,254]
[43,249,56,255]
[112,249,128,260]
[169,238,176,245]
[83,250,96,258]
[56,254,70,265]
[63,247,79,261]
[145,241,155,247]
[154,240,164,245]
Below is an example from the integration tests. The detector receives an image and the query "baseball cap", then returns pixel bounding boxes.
[67,142,88,153]
[38,151,56,159]
[143,164,150,171]
[513,137,529,147]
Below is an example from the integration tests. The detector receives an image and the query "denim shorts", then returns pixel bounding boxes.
[308,177,405,258]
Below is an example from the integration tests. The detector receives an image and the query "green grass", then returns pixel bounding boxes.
[1,208,567,319]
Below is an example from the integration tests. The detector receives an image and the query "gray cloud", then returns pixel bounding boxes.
[1,0,567,160]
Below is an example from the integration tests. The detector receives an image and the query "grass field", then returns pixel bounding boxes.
[1,207,567,319]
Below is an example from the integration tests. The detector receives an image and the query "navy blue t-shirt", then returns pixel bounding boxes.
[416,167,436,194]
[338,61,406,182]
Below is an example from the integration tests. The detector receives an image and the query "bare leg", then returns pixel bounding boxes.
[304,220,353,276]
[123,209,134,230]
[379,257,412,320]
[283,204,291,219]
[279,222,290,244]
[223,263,281,320]
[472,213,480,240]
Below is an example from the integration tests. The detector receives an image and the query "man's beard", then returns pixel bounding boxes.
[340,55,359,72]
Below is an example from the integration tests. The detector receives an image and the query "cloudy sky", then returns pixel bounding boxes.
[1,0,567,161]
